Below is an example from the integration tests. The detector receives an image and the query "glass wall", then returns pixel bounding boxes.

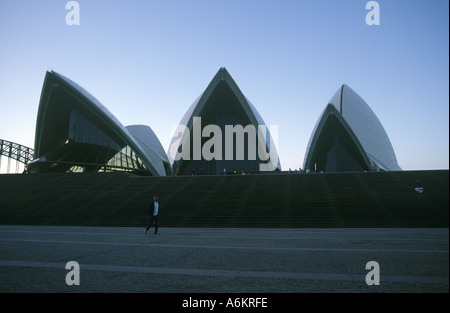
[69,110,122,151]
[106,145,148,172]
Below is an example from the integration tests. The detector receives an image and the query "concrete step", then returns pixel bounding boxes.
[0,170,448,227]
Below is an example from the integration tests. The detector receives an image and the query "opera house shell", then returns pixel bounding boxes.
[169,67,281,175]
[303,84,402,172]
[28,70,171,176]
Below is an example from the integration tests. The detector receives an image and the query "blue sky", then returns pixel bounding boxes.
[0,0,448,172]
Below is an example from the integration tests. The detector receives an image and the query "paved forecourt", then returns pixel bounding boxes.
[0,225,448,293]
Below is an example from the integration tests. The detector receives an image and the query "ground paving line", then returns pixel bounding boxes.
[0,259,448,285]
[0,238,448,254]
[1,228,448,243]
[1,226,448,244]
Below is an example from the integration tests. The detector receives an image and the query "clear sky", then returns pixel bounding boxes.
[0,0,448,173]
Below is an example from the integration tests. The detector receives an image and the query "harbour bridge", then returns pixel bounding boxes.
[0,139,34,174]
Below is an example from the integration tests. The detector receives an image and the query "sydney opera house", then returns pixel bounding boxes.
[25,68,401,176]
[168,67,281,175]
[28,71,171,176]
[303,84,402,172]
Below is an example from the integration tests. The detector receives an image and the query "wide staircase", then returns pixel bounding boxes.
[0,170,448,228]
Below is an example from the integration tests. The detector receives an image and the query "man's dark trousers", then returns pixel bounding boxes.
[146,215,159,234]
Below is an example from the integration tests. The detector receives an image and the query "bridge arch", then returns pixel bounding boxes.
[0,139,34,174]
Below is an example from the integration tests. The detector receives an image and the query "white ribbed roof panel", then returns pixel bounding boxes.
[330,85,401,171]
[126,125,169,176]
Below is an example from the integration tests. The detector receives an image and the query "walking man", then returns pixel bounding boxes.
[145,195,160,235]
